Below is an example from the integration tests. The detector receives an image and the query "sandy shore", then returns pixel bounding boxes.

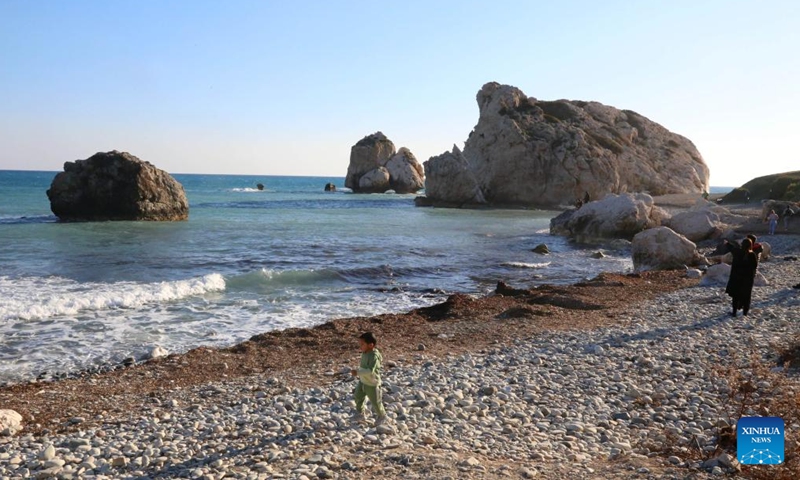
[1,203,799,479]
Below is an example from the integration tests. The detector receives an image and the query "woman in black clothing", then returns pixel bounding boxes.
[724,237,759,316]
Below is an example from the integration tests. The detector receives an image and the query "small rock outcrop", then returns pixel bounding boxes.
[422,82,709,208]
[345,133,424,194]
[549,193,668,242]
[0,409,22,436]
[47,151,188,221]
[324,183,336,192]
[631,227,707,271]
[532,244,550,255]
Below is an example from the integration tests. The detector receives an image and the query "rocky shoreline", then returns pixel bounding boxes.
[2,219,800,479]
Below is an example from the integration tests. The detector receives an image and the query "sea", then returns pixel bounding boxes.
[0,171,732,384]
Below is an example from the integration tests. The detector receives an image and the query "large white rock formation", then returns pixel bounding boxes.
[422,82,709,208]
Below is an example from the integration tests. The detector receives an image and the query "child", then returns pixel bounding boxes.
[351,332,387,426]
[746,234,763,257]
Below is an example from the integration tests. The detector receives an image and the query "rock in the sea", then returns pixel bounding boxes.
[0,409,23,436]
[385,148,425,194]
[345,132,424,194]
[422,82,709,208]
[532,243,550,255]
[421,146,486,207]
[324,183,336,192]
[256,183,265,191]
[632,227,706,271]
[550,193,667,241]
[358,166,391,193]
[47,151,189,221]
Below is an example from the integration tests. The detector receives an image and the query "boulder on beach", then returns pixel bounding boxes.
[421,82,709,208]
[631,226,707,272]
[0,409,22,436]
[760,241,772,261]
[345,132,424,194]
[550,193,668,242]
[700,263,730,286]
[664,207,722,242]
[46,151,189,221]
[146,346,169,360]
[699,263,768,287]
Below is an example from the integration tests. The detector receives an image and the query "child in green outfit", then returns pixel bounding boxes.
[350,332,387,426]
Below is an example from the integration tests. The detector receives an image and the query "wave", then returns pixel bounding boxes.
[229,187,267,193]
[0,274,226,321]
[195,197,413,210]
[0,214,57,225]
[224,268,340,291]
[501,261,552,269]
[223,264,443,292]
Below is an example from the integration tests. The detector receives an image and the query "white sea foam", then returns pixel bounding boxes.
[229,187,265,192]
[501,261,552,269]
[0,274,226,321]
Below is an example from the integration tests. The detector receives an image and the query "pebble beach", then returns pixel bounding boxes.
[1,232,799,479]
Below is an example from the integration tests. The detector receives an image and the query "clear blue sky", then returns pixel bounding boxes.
[1,0,797,186]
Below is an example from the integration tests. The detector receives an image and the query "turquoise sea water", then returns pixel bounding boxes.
[0,170,639,383]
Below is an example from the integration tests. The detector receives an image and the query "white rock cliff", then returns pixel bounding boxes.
[422,82,710,208]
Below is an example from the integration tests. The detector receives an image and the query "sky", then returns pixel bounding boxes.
[1,0,798,187]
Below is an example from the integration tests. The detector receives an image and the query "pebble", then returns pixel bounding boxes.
[1,238,799,478]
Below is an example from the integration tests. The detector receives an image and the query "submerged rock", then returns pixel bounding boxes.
[47,151,188,221]
[422,82,709,208]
